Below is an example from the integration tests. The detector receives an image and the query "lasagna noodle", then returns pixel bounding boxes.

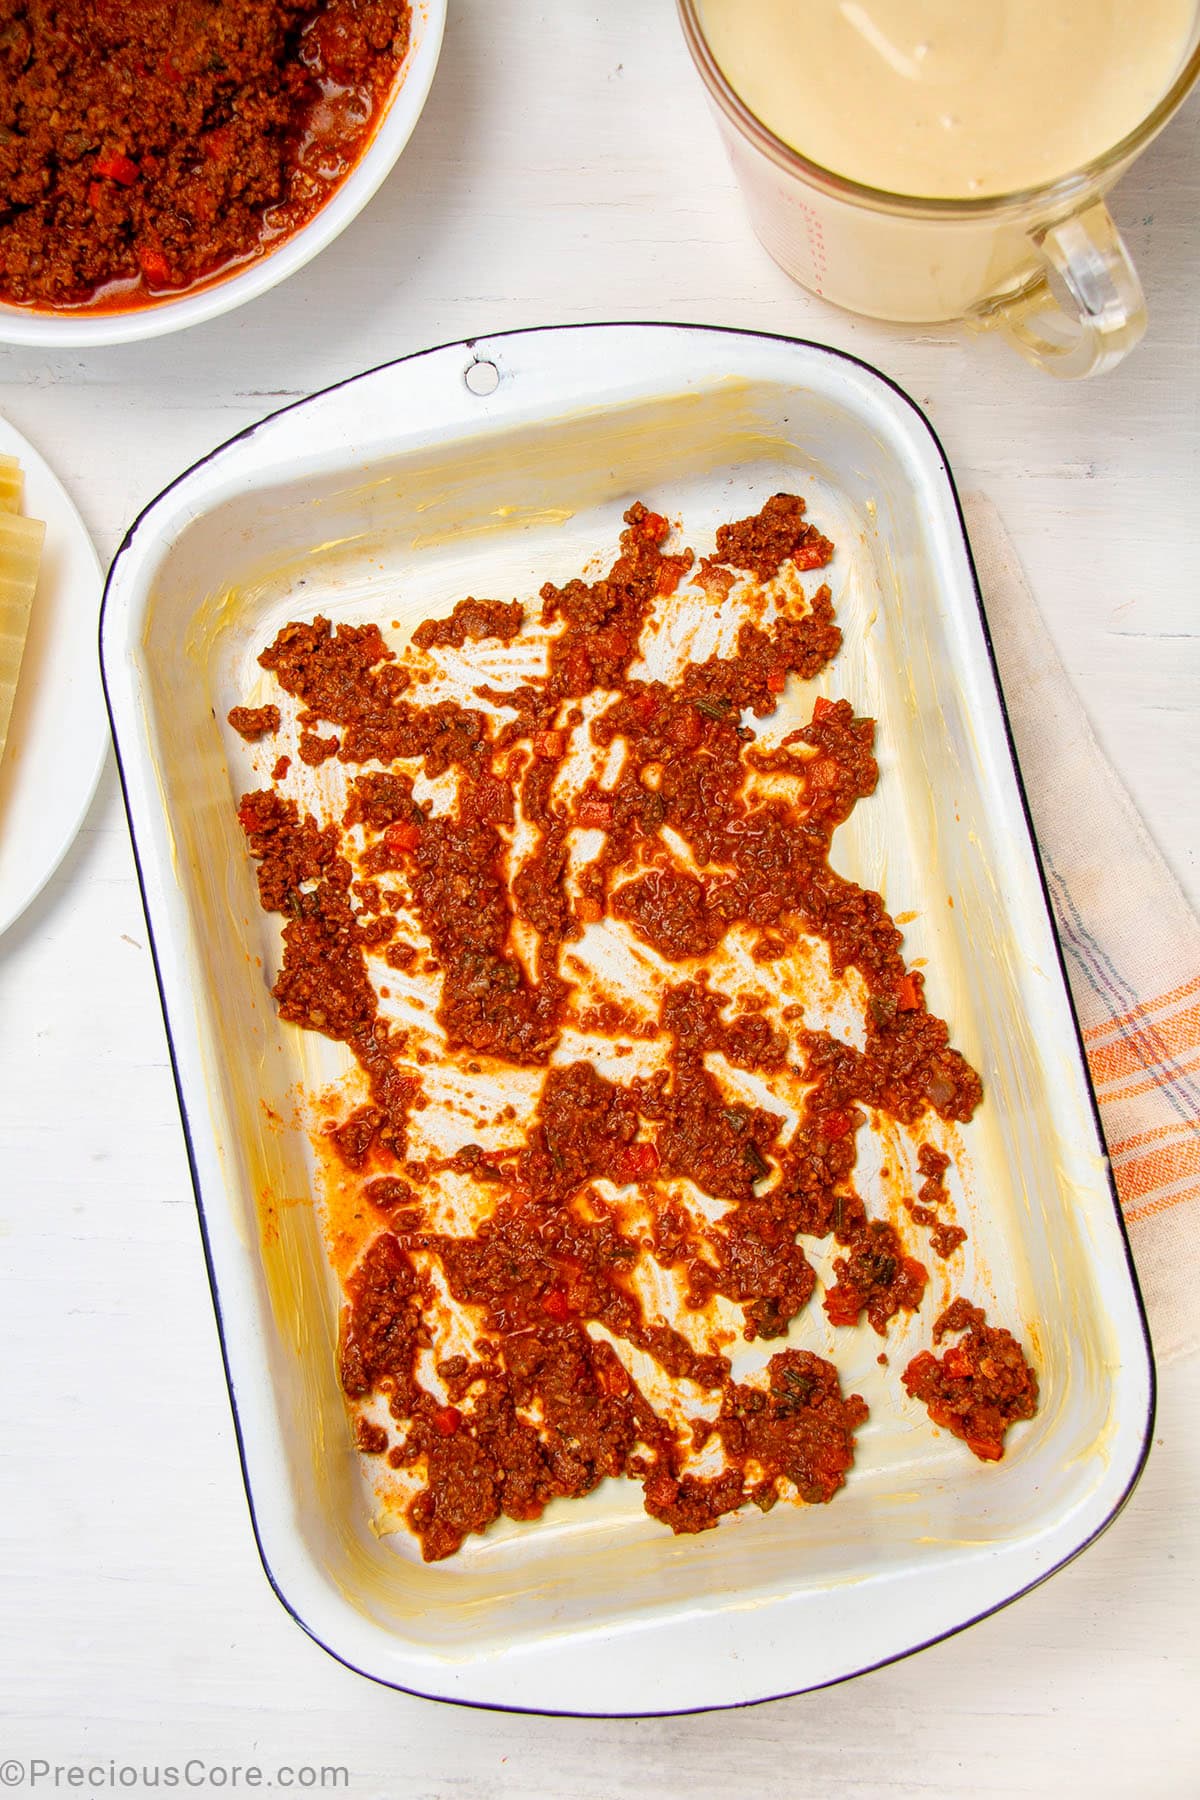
[0,502,46,765]
[0,456,22,514]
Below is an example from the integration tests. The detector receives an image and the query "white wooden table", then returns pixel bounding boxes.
[2,5,1197,1794]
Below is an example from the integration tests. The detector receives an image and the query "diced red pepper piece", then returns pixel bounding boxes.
[943,1346,973,1380]
[766,668,787,695]
[793,540,832,571]
[668,707,702,751]
[636,511,668,542]
[807,758,841,790]
[593,625,630,660]
[575,793,613,830]
[614,1140,659,1184]
[821,1109,853,1141]
[533,729,565,760]
[655,555,689,597]
[965,1433,1004,1463]
[431,1405,461,1438]
[823,1286,863,1328]
[87,181,106,210]
[204,125,234,162]
[632,691,657,722]
[137,247,171,286]
[383,820,421,855]
[904,1350,938,1388]
[541,1288,571,1322]
[95,152,140,186]
[896,973,922,1012]
[811,695,836,722]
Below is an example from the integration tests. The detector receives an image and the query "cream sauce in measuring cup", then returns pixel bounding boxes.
[696,0,1194,197]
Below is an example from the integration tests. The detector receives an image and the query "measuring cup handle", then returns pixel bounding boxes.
[988,199,1147,379]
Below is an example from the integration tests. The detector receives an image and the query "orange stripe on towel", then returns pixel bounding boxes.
[1123,1181,1200,1226]
[1082,972,1200,1044]
[1109,1120,1196,1159]
[1111,1135,1200,1204]
[1091,1048,1200,1106]
[1086,1004,1200,1087]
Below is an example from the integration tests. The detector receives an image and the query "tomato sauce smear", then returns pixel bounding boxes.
[229,495,1038,1560]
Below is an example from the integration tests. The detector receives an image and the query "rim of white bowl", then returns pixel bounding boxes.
[0,0,446,349]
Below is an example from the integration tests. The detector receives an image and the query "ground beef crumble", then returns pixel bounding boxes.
[227,705,280,742]
[902,1298,1039,1461]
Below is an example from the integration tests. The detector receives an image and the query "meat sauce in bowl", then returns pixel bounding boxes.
[0,0,412,314]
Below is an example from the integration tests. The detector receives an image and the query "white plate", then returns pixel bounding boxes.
[0,416,107,936]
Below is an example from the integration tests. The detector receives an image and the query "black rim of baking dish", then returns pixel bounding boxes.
[98,319,1157,1718]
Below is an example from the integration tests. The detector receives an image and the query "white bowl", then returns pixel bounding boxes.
[0,0,445,348]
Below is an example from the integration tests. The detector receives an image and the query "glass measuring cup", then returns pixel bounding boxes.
[678,0,1200,377]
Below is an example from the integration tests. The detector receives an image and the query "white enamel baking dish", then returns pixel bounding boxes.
[100,324,1153,1715]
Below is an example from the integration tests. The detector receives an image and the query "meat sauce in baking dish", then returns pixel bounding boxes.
[228,494,1038,1562]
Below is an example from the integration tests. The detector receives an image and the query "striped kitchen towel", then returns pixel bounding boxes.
[965,494,1199,1364]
